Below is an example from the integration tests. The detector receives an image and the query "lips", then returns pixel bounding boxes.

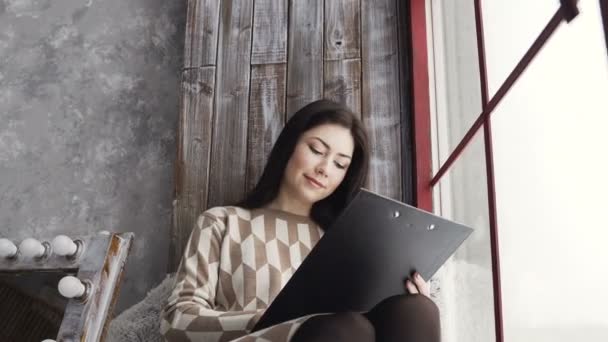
[304,175,325,188]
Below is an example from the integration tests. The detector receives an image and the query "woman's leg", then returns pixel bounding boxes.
[364,294,440,342]
[290,312,375,342]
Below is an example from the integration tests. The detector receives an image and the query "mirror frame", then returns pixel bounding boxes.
[0,232,133,342]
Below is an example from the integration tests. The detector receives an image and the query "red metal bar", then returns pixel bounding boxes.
[410,0,433,212]
[473,1,504,342]
[560,0,580,22]
[601,0,608,55]
[430,8,565,186]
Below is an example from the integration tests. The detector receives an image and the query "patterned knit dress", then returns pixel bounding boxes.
[160,206,327,342]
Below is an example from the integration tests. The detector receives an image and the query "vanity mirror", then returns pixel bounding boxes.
[0,232,133,342]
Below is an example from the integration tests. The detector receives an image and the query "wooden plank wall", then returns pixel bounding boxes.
[170,0,414,271]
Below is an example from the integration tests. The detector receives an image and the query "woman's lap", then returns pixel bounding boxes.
[291,294,440,342]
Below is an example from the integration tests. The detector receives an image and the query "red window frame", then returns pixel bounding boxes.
[409,1,606,341]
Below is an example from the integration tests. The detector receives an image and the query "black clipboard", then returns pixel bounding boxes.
[252,188,473,332]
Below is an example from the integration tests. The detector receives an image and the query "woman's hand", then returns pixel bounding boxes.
[405,272,431,298]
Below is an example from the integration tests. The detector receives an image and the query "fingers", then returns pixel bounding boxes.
[414,273,430,297]
[405,279,419,294]
[405,272,431,297]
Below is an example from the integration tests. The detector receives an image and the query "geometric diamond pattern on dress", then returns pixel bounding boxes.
[160,206,325,341]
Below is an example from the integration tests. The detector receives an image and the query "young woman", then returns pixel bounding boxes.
[160,100,440,342]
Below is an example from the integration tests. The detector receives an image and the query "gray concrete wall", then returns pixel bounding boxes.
[0,0,186,314]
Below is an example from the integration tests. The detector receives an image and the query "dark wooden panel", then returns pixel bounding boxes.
[184,0,221,67]
[171,67,215,270]
[286,0,324,117]
[207,0,254,207]
[324,0,361,61]
[361,0,402,200]
[251,0,288,65]
[324,58,362,117]
[246,64,287,192]
[396,0,415,205]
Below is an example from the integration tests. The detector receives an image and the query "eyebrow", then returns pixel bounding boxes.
[311,137,352,159]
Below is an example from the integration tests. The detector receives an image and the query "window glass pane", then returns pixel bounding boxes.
[428,0,483,160]
[429,2,496,340]
[489,1,608,341]
[481,0,556,97]
[431,131,496,342]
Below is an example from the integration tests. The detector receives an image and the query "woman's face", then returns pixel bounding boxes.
[282,123,355,206]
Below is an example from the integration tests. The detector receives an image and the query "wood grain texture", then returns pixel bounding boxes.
[171,0,416,272]
[286,0,324,117]
[184,0,221,67]
[251,0,288,64]
[324,0,361,60]
[324,58,362,117]
[246,64,287,192]
[361,0,402,200]
[170,67,215,271]
[396,0,415,205]
[207,0,254,208]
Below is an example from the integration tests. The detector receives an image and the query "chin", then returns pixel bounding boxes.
[298,184,325,204]
[301,190,322,204]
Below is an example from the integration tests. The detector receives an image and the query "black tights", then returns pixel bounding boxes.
[290,294,440,342]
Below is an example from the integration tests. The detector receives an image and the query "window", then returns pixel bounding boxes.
[413,0,608,341]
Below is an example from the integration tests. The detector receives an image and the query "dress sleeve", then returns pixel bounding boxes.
[160,211,265,342]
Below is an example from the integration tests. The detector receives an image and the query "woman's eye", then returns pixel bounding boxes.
[309,145,322,155]
[334,162,346,170]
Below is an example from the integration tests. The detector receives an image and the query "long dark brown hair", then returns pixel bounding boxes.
[235,99,370,230]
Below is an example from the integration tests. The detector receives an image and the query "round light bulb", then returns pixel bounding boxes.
[58,276,86,299]
[19,238,46,258]
[0,238,18,258]
[52,235,78,256]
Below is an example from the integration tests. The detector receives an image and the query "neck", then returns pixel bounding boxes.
[266,187,311,217]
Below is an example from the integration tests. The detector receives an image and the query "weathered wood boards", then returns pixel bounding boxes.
[361,0,403,200]
[171,0,413,271]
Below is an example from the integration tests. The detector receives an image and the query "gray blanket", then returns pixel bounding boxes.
[106,274,175,342]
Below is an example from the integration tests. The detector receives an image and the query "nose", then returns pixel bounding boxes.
[315,159,330,177]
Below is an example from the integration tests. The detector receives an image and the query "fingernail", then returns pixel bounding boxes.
[416,273,422,279]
